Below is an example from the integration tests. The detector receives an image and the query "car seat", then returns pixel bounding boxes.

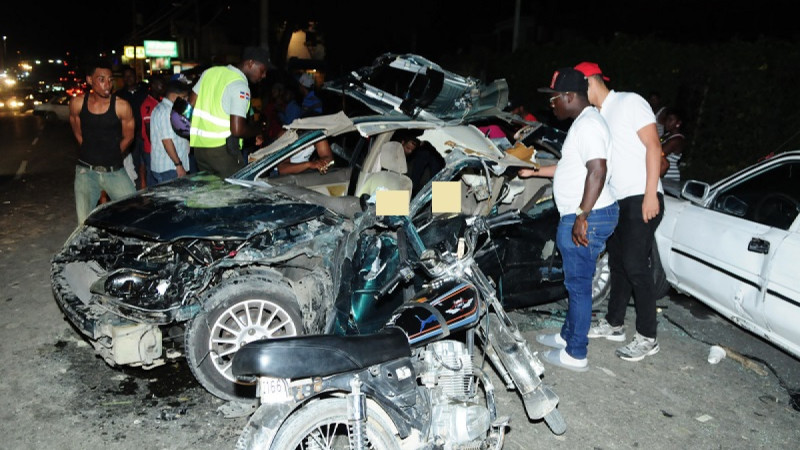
[356,141,413,198]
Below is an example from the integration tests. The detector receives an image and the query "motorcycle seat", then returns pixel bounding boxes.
[232,327,411,379]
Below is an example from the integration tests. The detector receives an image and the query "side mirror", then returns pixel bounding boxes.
[681,180,710,204]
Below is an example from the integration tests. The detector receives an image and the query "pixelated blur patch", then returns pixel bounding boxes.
[432,182,461,213]
[376,190,410,216]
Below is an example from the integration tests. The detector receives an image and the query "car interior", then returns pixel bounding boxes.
[252,124,556,230]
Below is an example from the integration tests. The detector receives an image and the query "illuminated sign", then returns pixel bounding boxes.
[123,46,146,59]
[144,40,178,58]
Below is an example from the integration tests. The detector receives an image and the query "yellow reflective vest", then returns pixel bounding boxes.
[190,66,249,148]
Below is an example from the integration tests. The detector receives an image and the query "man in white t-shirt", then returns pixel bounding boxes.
[576,62,665,362]
[519,67,618,372]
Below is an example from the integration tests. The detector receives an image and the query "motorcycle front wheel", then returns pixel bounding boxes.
[270,398,401,450]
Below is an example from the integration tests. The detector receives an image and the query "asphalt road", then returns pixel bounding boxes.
[0,112,798,449]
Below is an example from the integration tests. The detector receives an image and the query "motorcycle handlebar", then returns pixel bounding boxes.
[485,209,521,229]
[466,209,522,237]
[375,265,415,299]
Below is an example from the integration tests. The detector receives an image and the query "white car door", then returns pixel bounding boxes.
[668,157,800,346]
[668,203,772,331]
[762,216,800,357]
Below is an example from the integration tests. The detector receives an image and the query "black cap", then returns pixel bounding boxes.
[537,67,588,94]
[242,46,275,69]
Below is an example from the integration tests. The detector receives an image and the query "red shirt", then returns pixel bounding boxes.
[140,95,160,154]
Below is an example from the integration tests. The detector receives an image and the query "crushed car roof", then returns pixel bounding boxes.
[322,53,510,125]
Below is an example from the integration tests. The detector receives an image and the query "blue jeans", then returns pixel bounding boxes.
[74,166,136,224]
[557,203,619,359]
[143,153,157,188]
[152,170,178,184]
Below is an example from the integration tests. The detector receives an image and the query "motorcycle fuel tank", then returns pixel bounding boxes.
[388,280,480,346]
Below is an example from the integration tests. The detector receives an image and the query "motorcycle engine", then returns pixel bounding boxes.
[419,340,490,445]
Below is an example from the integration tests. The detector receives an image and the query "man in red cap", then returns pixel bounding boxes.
[519,67,618,372]
[575,61,665,362]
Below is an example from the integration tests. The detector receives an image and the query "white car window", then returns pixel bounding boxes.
[710,161,800,230]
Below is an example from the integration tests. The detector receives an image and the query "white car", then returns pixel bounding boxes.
[33,93,71,121]
[655,151,800,358]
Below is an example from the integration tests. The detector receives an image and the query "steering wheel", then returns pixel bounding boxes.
[753,192,800,229]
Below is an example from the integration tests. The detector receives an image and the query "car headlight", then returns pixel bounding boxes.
[92,268,169,299]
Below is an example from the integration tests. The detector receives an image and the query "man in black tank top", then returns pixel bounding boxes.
[68,58,137,224]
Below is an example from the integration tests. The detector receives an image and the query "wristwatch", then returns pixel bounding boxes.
[174,161,182,167]
[576,206,588,218]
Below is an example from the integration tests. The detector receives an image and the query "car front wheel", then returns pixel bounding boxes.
[185,274,303,402]
[591,251,611,308]
[589,245,669,310]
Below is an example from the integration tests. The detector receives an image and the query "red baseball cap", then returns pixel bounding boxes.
[574,62,610,81]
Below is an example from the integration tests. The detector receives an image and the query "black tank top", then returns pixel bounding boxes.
[79,94,123,166]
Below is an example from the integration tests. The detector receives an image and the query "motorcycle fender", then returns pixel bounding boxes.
[486,313,558,420]
[235,402,295,450]
[520,384,560,420]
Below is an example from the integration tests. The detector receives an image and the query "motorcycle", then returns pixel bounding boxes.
[231,209,565,449]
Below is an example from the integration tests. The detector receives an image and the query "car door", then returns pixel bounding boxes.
[763,216,800,357]
[668,158,800,342]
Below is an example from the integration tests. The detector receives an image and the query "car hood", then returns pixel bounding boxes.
[322,53,509,125]
[85,174,331,241]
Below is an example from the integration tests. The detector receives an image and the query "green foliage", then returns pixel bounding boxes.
[487,35,800,183]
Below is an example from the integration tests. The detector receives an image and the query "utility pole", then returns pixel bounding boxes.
[260,0,269,49]
[512,0,521,52]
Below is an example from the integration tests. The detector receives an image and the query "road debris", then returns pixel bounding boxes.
[720,345,768,376]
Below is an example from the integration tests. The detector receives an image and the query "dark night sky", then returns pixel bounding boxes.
[2,0,797,65]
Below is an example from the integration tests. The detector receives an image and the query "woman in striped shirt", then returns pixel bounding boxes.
[661,108,685,182]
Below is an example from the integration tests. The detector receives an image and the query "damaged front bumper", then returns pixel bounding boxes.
[50,226,208,369]
[51,259,196,369]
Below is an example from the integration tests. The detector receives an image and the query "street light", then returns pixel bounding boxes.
[1,36,6,72]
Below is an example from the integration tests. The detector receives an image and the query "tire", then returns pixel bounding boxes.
[544,408,567,435]
[269,398,400,450]
[556,251,610,310]
[591,251,611,309]
[561,248,664,310]
[185,274,303,402]
[649,245,670,299]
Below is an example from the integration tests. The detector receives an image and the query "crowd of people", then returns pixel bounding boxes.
[67,46,338,222]
[66,49,684,373]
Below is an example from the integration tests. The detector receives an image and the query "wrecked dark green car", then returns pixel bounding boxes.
[51,54,607,402]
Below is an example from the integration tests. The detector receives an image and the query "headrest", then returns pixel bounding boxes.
[378,142,407,174]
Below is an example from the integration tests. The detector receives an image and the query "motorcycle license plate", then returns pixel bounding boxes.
[258,377,292,403]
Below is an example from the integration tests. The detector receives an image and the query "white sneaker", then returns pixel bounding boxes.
[541,349,588,372]
[616,333,660,362]
[536,332,567,349]
[587,318,626,342]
